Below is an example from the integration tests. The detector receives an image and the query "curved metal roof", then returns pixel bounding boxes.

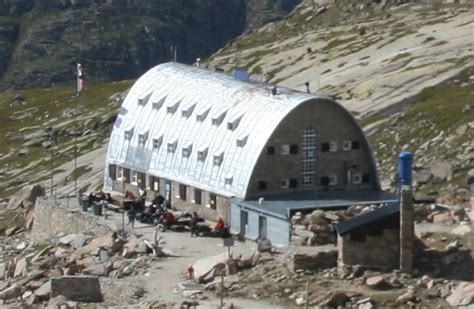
[106,62,332,198]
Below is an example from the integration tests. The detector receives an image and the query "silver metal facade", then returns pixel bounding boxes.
[105,62,325,198]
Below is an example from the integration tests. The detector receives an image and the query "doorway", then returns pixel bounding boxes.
[240,210,248,240]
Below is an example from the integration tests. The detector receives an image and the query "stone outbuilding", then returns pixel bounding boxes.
[104,62,395,246]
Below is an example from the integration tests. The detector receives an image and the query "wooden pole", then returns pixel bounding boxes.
[305,280,309,309]
[220,272,224,307]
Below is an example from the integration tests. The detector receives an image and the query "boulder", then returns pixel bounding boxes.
[35,281,51,301]
[429,161,453,183]
[293,229,313,239]
[432,212,453,224]
[365,275,390,289]
[396,290,415,304]
[0,263,6,280]
[122,235,148,258]
[0,284,22,300]
[71,231,120,259]
[13,257,29,278]
[192,252,229,280]
[83,263,111,277]
[309,210,328,225]
[451,225,471,236]
[7,185,45,209]
[51,276,103,302]
[58,234,87,249]
[447,282,474,307]
[323,291,350,307]
[414,170,432,185]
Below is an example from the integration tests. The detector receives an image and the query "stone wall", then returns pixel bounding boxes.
[31,197,109,243]
[247,98,379,198]
[338,224,400,271]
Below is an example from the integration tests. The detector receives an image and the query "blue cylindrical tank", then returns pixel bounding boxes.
[399,151,414,188]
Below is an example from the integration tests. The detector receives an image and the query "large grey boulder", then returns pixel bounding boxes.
[446,282,474,307]
[429,161,453,183]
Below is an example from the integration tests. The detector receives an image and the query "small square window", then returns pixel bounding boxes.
[182,147,192,158]
[321,143,330,152]
[236,135,248,147]
[352,141,360,150]
[194,188,202,205]
[213,152,224,166]
[258,181,267,190]
[362,174,371,183]
[289,178,298,188]
[281,144,290,155]
[138,134,147,146]
[329,142,338,152]
[153,137,163,150]
[320,177,329,186]
[280,179,289,188]
[329,175,337,186]
[167,142,177,153]
[343,141,351,151]
[225,176,233,185]
[290,144,298,154]
[353,173,362,184]
[198,148,208,161]
[267,146,275,155]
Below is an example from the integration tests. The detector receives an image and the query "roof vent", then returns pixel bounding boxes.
[138,93,152,106]
[258,197,264,205]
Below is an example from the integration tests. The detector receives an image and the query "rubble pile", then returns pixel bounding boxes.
[0,228,164,306]
[290,205,380,246]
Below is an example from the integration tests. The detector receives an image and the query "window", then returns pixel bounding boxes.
[117,166,124,179]
[225,176,233,185]
[329,175,337,186]
[182,104,196,118]
[213,152,224,166]
[179,184,187,201]
[124,128,134,140]
[267,146,275,155]
[131,171,138,185]
[289,178,298,188]
[227,115,243,131]
[167,140,177,153]
[321,177,329,186]
[182,144,192,158]
[329,141,338,152]
[153,136,163,150]
[290,144,298,154]
[197,147,208,162]
[302,127,317,186]
[236,135,248,147]
[212,111,227,126]
[353,173,362,184]
[152,97,165,110]
[352,141,360,150]
[166,101,180,114]
[280,179,289,188]
[258,181,267,190]
[362,174,371,183]
[321,143,330,152]
[138,132,148,146]
[280,144,290,155]
[108,164,116,180]
[194,188,202,205]
[137,93,151,106]
[150,176,159,191]
[209,193,217,210]
[343,141,351,151]
[196,108,210,122]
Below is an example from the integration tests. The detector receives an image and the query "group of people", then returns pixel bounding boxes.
[123,191,230,238]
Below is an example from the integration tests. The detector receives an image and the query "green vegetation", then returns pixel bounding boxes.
[0,80,133,197]
[66,165,93,182]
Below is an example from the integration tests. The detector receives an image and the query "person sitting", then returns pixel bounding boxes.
[215,217,229,238]
[165,211,175,229]
[190,212,201,237]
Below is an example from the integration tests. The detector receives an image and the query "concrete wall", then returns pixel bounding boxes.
[246,99,379,198]
[338,216,400,270]
[31,197,110,243]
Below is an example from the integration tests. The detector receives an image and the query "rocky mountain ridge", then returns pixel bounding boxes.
[0,0,301,90]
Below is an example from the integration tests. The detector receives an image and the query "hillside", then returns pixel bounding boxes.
[206,0,474,193]
[0,0,301,90]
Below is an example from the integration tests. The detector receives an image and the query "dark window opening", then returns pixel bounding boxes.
[179,184,187,201]
[290,144,298,154]
[349,232,366,242]
[194,188,202,205]
[108,164,116,180]
[352,141,360,150]
[258,181,267,190]
[209,193,217,210]
[362,174,371,183]
[321,143,330,152]
[267,146,275,155]
[320,177,329,186]
[289,178,298,188]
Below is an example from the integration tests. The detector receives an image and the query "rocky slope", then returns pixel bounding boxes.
[206,0,474,193]
[0,0,302,90]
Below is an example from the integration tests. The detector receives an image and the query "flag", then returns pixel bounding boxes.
[76,63,84,94]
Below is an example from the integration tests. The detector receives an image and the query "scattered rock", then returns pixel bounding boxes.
[50,276,103,302]
[446,282,474,306]
[0,284,22,301]
[396,290,415,304]
[366,275,390,289]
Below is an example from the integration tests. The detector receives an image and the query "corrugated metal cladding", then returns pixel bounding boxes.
[105,62,326,198]
[230,203,290,247]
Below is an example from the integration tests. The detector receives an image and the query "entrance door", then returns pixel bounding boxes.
[259,216,267,240]
[240,210,248,240]
[165,181,172,207]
